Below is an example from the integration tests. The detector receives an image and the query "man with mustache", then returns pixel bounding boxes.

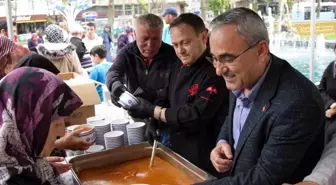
[195,7,325,185]
[127,13,229,174]
[106,14,177,145]
[106,13,177,105]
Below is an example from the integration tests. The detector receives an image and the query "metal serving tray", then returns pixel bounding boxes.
[66,143,215,184]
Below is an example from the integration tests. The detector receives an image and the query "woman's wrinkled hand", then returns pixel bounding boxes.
[54,127,91,150]
[46,157,72,174]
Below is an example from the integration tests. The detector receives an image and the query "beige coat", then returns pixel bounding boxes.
[37,43,88,77]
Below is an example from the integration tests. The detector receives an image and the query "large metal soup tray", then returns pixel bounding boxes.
[67,143,215,184]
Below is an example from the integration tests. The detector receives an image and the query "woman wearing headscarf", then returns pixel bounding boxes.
[101,25,113,62]
[14,53,92,153]
[0,36,30,79]
[15,53,60,75]
[0,67,83,185]
[37,24,88,77]
[27,33,42,52]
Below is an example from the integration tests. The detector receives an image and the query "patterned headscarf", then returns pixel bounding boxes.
[0,36,16,60]
[45,24,64,43]
[0,67,83,185]
[0,36,30,79]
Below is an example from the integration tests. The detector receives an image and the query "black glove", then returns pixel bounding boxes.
[110,81,127,107]
[134,87,158,102]
[145,118,159,145]
[127,97,155,119]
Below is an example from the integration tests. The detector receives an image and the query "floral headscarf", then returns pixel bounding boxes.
[0,36,16,59]
[0,36,29,79]
[0,67,83,185]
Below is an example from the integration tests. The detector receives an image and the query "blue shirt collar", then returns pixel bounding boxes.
[232,59,272,102]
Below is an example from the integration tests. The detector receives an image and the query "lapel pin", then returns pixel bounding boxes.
[262,105,267,112]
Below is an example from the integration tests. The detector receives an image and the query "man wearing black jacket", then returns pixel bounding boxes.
[127,13,229,174]
[106,14,177,105]
[106,14,177,145]
[70,24,86,61]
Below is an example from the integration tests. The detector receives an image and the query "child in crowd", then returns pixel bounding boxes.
[89,45,112,101]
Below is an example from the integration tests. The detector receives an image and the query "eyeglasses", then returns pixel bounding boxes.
[207,41,260,65]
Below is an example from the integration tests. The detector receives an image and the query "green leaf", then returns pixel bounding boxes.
[206,0,230,16]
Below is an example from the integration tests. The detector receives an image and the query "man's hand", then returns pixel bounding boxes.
[282,181,319,185]
[326,108,336,118]
[145,118,159,145]
[330,102,336,109]
[210,142,233,173]
[46,157,72,174]
[110,81,127,107]
[54,128,91,150]
[127,97,155,119]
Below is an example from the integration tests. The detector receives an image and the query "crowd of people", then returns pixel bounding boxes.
[0,6,335,185]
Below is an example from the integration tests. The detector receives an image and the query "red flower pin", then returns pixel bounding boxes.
[262,105,267,112]
[189,84,199,96]
[206,86,218,95]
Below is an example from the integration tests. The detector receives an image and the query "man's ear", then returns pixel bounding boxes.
[201,30,208,45]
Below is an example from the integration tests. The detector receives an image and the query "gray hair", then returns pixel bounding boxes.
[136,14,164,30]
[209,7,269,45]
[69,23,84,35]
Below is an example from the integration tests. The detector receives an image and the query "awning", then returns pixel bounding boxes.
[0,15,47,23]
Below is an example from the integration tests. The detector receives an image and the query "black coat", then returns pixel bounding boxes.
[70,37,86,61]
[106,41,177,105]
[319,61,336,110]
[319,61,336,143]
[164,51,229,174]
[197,54,325,185]
[7,174,42,185]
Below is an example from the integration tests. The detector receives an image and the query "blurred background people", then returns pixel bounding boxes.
[28,33,42,52]
[162,7,178,45]
[69,23,87,64]
[83,22,103,52]
[59,21,70,42]
[37,24,88,76]
[101,25,113,62]
[117,28,131,53]
[89,45,112,101]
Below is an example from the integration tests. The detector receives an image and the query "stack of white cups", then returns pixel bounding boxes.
[87,117,111,148]
[126,122,146,145]
[104,131,124,149]
[111,119,130,146]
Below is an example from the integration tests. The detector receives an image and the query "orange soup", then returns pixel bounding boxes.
[78,157,194,185]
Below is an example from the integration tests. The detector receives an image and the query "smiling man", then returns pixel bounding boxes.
[195,7,325,185]
[106,14,177,147]
[127,13,229,174]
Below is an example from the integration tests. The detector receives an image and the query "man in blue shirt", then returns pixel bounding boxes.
[89,45,112,101]
[162,7,178,45]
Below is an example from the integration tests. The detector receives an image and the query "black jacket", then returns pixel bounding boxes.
[198,54,324,185]
[319,61,336,110]
[106,41,177,105]
[7,174,42,185]
[318,61,336,143]
[164,50,229,174]
[70,37,86,61]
